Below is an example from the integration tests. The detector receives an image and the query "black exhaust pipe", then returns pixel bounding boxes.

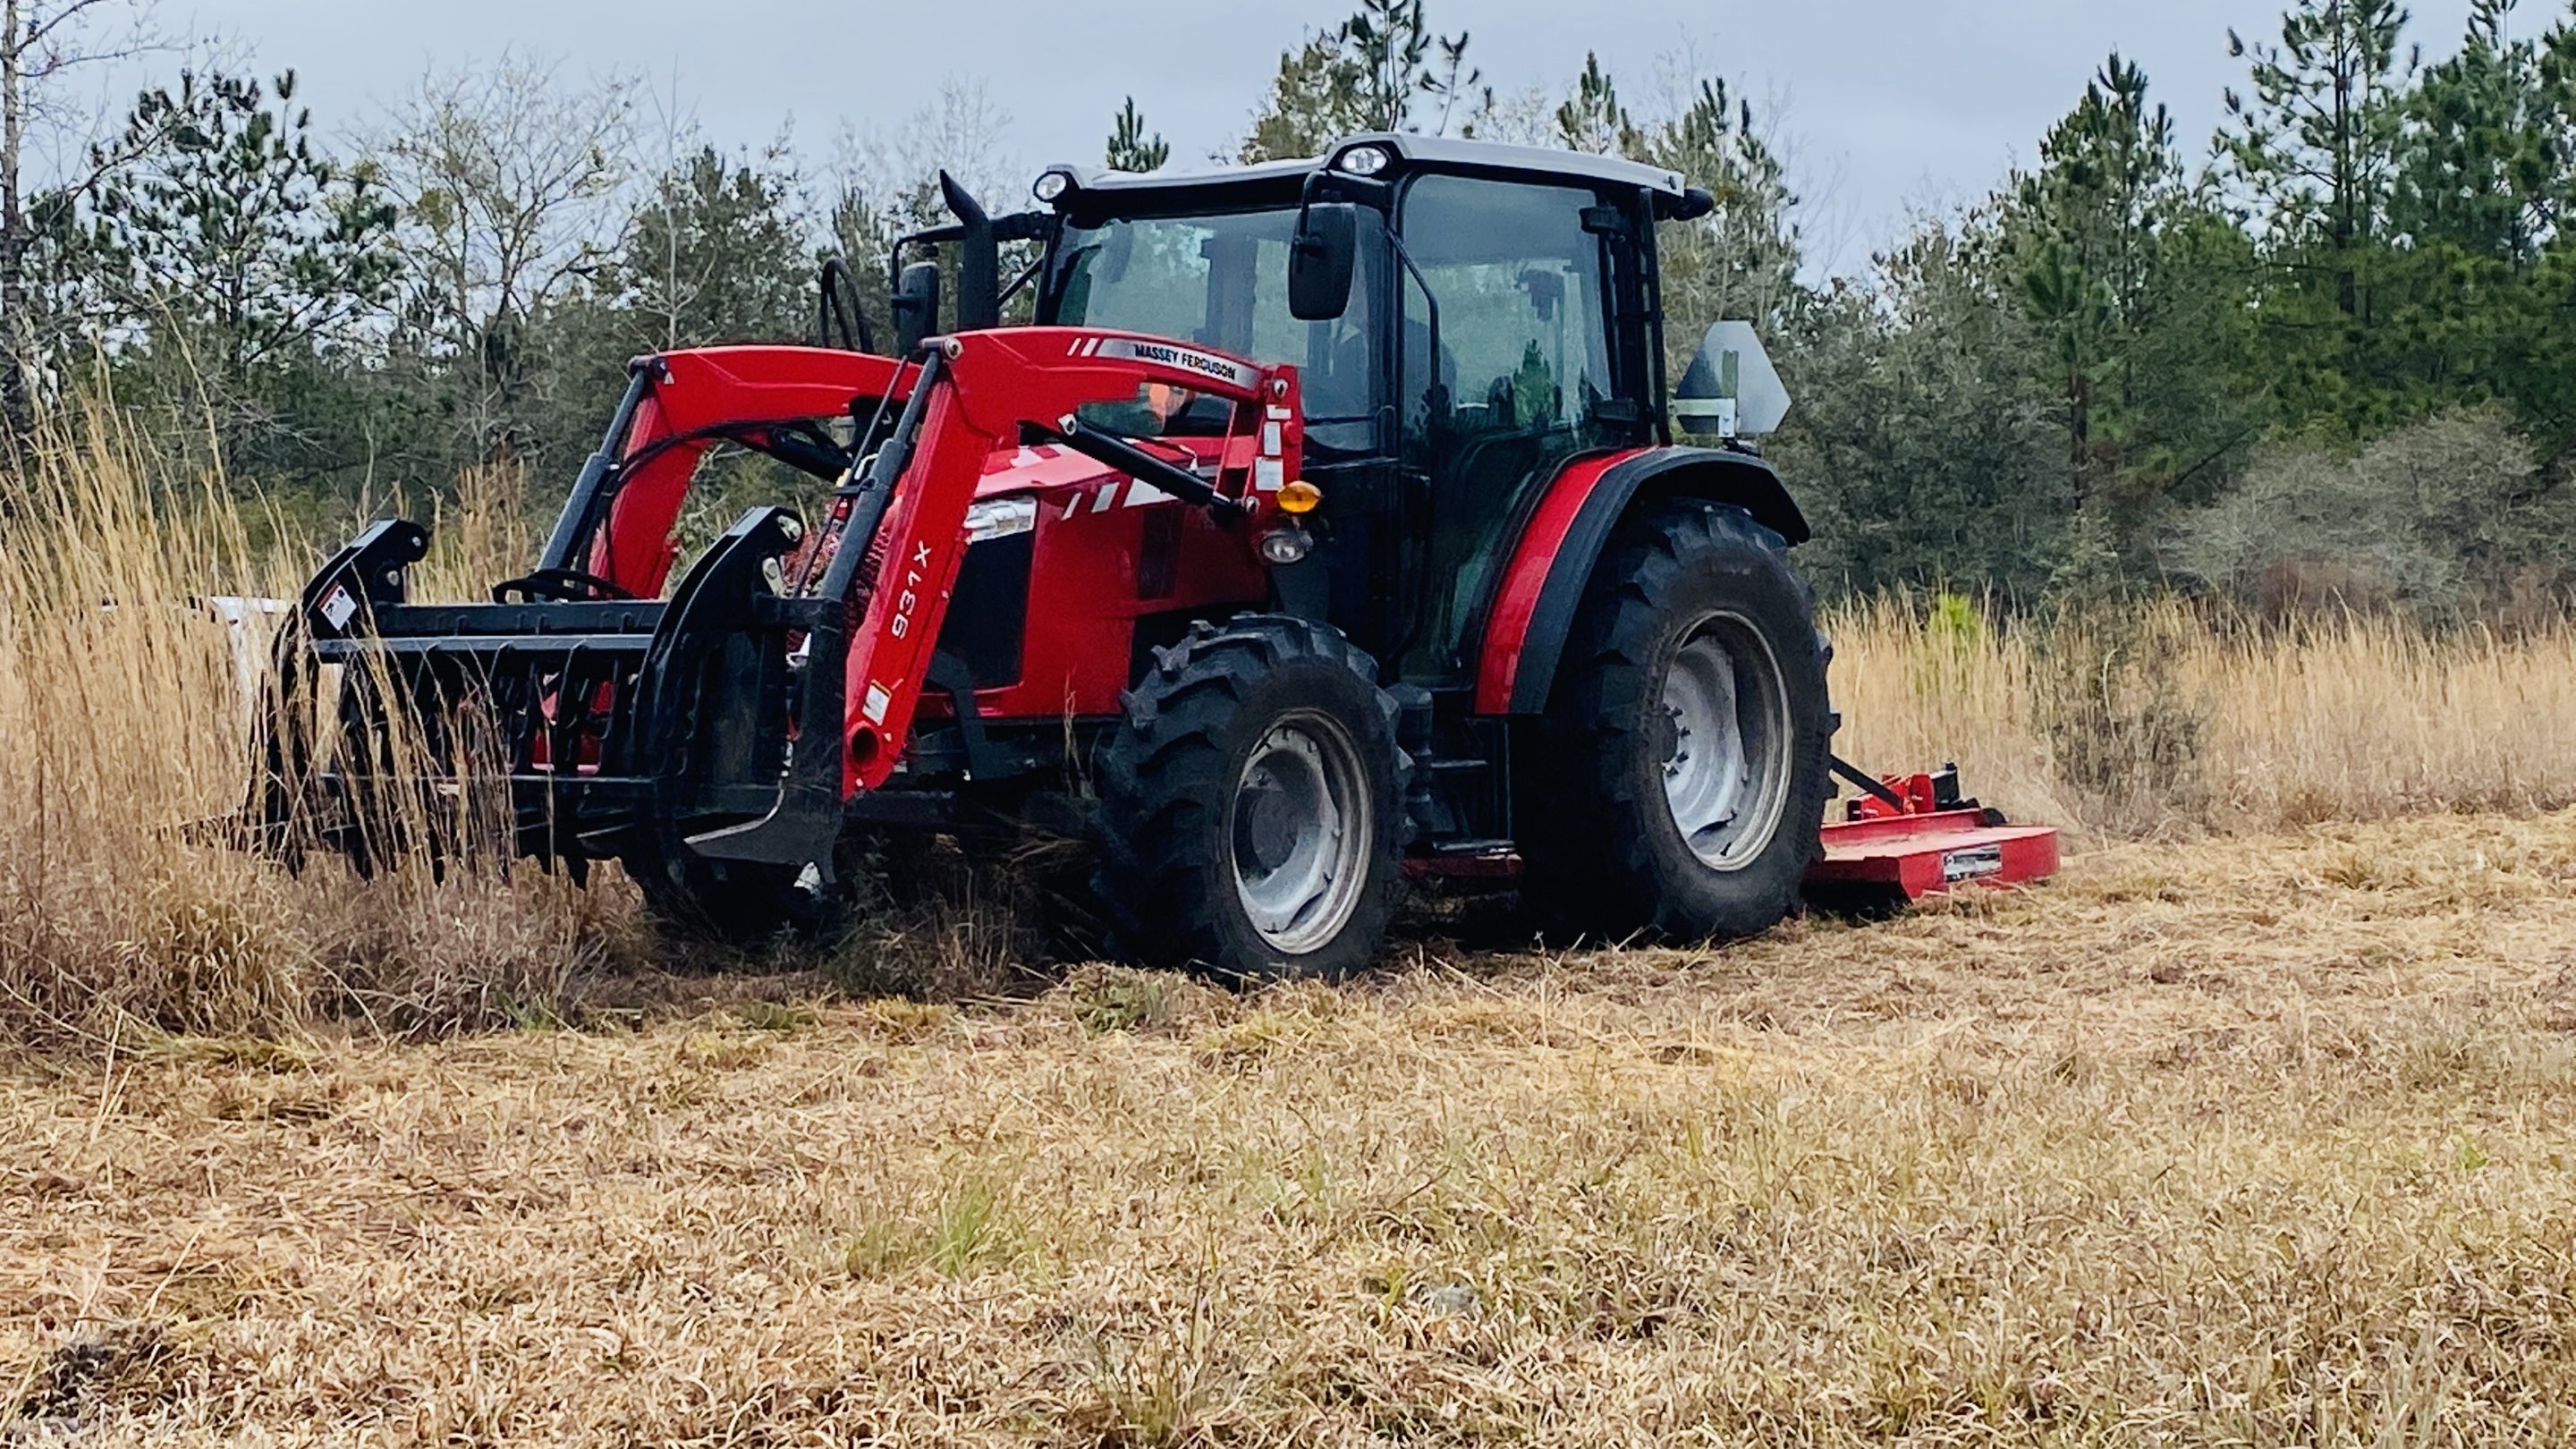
[941,171,999,334]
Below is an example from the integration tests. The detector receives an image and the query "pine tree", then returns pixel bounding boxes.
[87,70,396,389]
[1241,37,1366,163]
[2016,55,2178,503]
[2397,0,2560,260]
[604,146,809,352]
[1343,0,1478,134]
[2545,18,2576,229]
[1641,77,1801,340]
[2215,0,2443,434]
[1106,97,1168,174]
[1239,1,1480,161]
[1553,53,1640,157]
[2015,56,2266,519]
[2220,0,2418,316]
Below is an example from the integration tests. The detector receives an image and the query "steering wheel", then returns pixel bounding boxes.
[492,567,635,605]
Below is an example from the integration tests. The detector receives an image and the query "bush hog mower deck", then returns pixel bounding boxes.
[254,135,2055,979]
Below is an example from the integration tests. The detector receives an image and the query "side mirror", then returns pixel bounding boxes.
[1667,186,1717,223]
[893,261,942,354]
[1288,202,1358,322]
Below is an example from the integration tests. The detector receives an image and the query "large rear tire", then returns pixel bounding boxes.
[1093,616,1408,981]
[1519,501,1833,942]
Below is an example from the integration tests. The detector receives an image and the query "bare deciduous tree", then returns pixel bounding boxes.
[825,79,1026,335]
[376,52,638,457]
[834,76,1019,228]
[0,0,157,435]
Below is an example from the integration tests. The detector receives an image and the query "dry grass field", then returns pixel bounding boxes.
[11,435,2576,1442]
[10,811,2576,1445]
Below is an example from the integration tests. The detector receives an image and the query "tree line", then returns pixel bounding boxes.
[1783,0,2576,623]
[0,0,2569,623]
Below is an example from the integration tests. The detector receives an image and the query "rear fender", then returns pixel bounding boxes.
[1474,446,1808,716]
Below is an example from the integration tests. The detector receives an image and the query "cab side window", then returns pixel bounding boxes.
[1400,177,1616,445]
[1396,175,1625,680]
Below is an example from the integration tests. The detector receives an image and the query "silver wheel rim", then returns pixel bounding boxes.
[1661,613,1793,872]
[1231,710,1371,955]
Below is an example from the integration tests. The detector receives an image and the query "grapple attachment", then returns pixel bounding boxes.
[252,505,842,885]
[248,327,1307,911]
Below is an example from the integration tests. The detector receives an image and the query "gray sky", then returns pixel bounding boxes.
[175,0,2479,274]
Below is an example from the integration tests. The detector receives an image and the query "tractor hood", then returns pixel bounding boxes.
[970,436,1225,507]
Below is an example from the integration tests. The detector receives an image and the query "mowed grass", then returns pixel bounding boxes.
[11,429,2576,1440]
[11,811,2576,1445]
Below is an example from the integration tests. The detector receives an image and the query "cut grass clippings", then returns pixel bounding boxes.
[9,812,2576,1444]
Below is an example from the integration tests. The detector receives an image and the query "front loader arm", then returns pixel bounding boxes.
[828,327,1304,798]
[257,330,1301,883]
[556,346,914,599]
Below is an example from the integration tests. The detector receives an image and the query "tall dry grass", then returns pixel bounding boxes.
[7,425,2576,1042]
[1829,594,2576,843]
[0,421,636,1046]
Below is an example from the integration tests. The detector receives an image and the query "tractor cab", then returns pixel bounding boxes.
[1013,136,1745,686]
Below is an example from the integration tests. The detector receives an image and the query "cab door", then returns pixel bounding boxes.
[1393,174,1652,685]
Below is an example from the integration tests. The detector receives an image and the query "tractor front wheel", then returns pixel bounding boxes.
[1094,616,1408,981]
[1520,501,1833,942]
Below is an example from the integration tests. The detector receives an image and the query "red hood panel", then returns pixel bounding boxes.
[974,438,1222,499]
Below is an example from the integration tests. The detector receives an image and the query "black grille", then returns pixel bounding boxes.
[937,532,1031,687]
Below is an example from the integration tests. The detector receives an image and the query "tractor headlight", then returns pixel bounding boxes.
[1335,145,1391,177]
[964,495,1038,545]
[1258,521,1314,566]
[1032,168,1073,204]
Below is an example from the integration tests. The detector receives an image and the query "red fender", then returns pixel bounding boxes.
[1472,448,1652,715]
[1474,445,1810,716]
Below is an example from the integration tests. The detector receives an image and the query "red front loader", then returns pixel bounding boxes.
[258,137,2054,979]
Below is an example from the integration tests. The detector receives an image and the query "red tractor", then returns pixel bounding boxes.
[257,134,2054,979]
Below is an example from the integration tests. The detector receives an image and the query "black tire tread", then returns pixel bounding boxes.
[1519,501,1835,941]
[1092,614,1409,980]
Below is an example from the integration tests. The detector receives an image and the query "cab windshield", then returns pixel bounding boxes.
[1044,207,1380,449]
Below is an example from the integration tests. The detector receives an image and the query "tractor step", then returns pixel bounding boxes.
[1429,838,1514,855]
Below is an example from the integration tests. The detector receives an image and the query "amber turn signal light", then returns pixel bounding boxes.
[1276,479,1323,514]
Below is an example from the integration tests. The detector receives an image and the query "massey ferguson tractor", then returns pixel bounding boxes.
[253,133,2055,979]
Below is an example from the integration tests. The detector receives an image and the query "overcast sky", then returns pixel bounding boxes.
[165,0,2480,275]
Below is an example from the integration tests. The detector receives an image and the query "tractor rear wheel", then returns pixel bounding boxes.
[1520,501,1832,942]
[1094,616,1408,981]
